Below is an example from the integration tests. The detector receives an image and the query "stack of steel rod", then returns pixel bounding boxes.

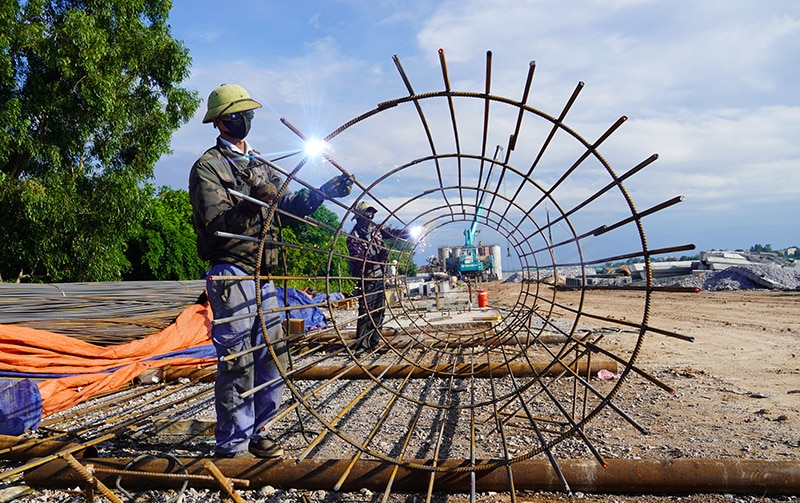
[0,280,205,343]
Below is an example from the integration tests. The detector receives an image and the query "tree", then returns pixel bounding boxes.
[1,0,198,180]
[279,205,418,294]
[749,244,773,253]
[0,168,146,282]
[280,205,354,293]
[124,186,208,281]
[0,0,199,282]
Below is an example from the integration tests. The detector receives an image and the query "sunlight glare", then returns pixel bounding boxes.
[304,138,328,159]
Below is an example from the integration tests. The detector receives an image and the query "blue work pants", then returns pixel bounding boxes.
[205,263,286,455]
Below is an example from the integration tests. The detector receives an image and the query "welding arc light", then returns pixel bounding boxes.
[409,225,424,242]
[304,138,328,158]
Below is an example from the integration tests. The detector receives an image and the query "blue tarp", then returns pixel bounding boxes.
[274,288,342,330]
[0,379,42,435]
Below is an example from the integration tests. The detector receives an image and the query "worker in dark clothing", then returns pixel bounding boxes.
[346,201,409,355]
[189,83,353,459]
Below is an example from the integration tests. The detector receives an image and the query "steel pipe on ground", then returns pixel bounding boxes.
[290,360,617,379]
[25,457,800,496]
[0,435,98,462]
[301,329,570,348]
[165,359,616,382]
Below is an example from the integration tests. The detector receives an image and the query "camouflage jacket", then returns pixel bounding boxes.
[346,220,406,278]
[189,138,322,274]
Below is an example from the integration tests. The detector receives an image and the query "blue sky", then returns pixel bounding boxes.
[155,0,799,267]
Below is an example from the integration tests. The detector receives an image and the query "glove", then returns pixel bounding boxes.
[250,181,277,204]
[397,228,411,240]
[320,174,354,198]
[292,187,324,216]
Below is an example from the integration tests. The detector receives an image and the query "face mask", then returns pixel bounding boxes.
[221,110,253,139]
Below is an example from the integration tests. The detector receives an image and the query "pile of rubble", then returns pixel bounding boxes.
[505,262,800,291]
[673,263,800,291]
[504,267,585,285]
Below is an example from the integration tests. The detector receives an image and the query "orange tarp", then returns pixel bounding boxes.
[0,303,215,417]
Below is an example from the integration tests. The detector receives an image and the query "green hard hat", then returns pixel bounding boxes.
[356,201,377,214]
[202,83,262,123]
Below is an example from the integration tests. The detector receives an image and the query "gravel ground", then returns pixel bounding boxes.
[2,282,799,503]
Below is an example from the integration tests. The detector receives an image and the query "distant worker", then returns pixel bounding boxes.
[389,259,398,279]
[189,83,353,459]
[346,201,409,355]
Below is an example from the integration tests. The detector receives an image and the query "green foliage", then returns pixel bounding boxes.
[277,205,418,294]
[0,169,145,282]
[124,186,208,281]
[0,178,204,283]
[0,2,417,287]
[752,244,799,260]
[392,253,418,277]
[279,205,355,293]
[749,243,773,253]
[0,0,201,283]
[0,164,416,284]
[1,0,199,180]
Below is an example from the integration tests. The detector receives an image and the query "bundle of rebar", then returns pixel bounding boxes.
[0,280,205,342]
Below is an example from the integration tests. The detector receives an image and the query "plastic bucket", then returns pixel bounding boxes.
[477,290,489,308]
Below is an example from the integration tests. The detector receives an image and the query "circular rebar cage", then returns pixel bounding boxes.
[221,50,692,487]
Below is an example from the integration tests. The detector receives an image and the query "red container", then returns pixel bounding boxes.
[477,289,489,307]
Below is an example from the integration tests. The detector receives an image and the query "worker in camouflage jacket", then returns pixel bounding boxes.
[346,201,409,355]
[189,83,353,459]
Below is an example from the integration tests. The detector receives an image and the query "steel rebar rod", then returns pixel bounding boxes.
[26,457,800,495]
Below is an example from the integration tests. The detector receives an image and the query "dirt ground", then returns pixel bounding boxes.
[486,281,800,462]
[4,282,799,503]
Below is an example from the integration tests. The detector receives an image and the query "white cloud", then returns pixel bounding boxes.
[156,0,800,255]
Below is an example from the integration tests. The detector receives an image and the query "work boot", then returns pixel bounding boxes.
[249,438,284,459]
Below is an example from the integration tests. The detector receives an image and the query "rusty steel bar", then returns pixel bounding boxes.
[426,358,459,501]
[468,363,479,503]
[495,345,570,492]
[37,383,165,429]
[203,460,247,503]
[260,357,370,432]
[549,295,695,342]
[0,433,115,482]
[92,466,250,488]
[294,362,386,461]
[25,457,800,495]
[1,375,216,482]
[289,360,616,380]
[380,345,439,503]
[3,53,720,503]
[482,350,519,498]
[333,363,417,490]
[0,435,98,462]
[61,452,123,503]
[301,327,572,350]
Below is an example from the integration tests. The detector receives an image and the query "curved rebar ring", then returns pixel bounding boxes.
[214,49,694,490]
